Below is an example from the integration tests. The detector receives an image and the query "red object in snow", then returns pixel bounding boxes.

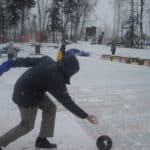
[21,32,44,43]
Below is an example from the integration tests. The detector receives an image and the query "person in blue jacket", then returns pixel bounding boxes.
[0,54,98,150]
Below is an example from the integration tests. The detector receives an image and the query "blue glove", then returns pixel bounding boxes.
[0,60,14,76]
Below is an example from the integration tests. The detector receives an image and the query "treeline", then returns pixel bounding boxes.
[113,0,150,48]
[0,0,35,41]
[0,0,97,43]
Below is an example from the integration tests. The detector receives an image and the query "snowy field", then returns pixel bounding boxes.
[0,42,150,150]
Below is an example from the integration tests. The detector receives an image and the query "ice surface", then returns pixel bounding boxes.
[0,42,150,150]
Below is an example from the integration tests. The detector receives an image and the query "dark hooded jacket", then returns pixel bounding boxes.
[12,55,88,119]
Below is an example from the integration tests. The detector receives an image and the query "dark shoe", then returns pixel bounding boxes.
[35,137,57,149]
[0,147,2,150]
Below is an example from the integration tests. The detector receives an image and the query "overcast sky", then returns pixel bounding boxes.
[92,0,114,27]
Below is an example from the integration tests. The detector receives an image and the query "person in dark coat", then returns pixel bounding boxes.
[0,54,98,150]
[111,41,116,55]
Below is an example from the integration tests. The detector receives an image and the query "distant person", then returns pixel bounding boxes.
[98,32,104,44]
[111,41,116,55]
[57,44,66,61]
[0,54,98,150]
[7,41,15,60]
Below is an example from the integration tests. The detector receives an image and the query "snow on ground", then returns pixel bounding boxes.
[0,42,150,150]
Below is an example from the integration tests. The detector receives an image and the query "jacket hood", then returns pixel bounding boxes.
[58,54,80,84]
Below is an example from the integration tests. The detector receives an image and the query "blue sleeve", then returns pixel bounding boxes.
[0,60,14,76]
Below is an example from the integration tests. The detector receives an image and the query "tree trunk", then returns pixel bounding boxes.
[37,0,42,42]
[139,0,144,49]
[13,26,16,41]
[131,0,134,48]
[2,15,5,40]
[21,8,25,37]
[52,31,56,43]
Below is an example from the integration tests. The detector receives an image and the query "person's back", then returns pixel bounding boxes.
[13,54,80,108]
[13,56,56,107]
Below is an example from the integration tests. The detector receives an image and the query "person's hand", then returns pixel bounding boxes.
[86,115,98,124]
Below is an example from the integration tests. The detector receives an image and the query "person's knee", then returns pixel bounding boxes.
[54,104,57,110]
[20,121,34,132]
[52,104,57,113]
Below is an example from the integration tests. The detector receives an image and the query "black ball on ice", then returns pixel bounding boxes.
[96,135,112,150]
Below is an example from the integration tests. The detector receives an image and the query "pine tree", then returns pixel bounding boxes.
[123,15,138,48]
[0,1,6,39]
[7,0,36,35]
[48,0,77,42]
[122,0,138,48]
[5,1,20,27]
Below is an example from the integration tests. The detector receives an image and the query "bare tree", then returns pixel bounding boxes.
[37,0,52,41]
[139,0,145,48]
[70,0,98,42]
[113,0,127,41]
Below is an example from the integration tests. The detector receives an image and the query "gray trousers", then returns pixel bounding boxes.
[0,94,57,147]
